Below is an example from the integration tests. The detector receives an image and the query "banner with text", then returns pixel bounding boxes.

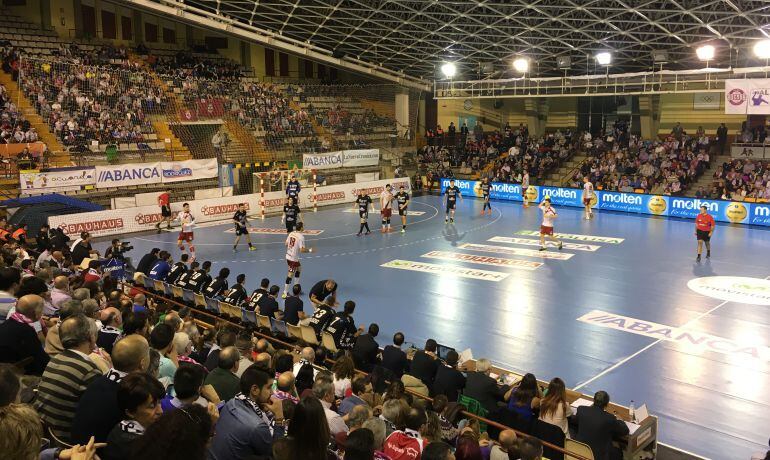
[440,178,767,227]
[19,167,96,193]
[96,160,219,188]
[724,79,770,114]
[302,150,380,170]
[725,79,749,114]
[160,159,219,183]
[343,149,380,167]
[303,151,344,170]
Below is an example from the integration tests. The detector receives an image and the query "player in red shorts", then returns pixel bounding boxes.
[538,197,563,251]
[176,202,196,261]
[283,222,313,299]
[380,184,394,233]
[695,204,715,262]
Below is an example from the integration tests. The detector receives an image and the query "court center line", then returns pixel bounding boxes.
[573,274,770,391]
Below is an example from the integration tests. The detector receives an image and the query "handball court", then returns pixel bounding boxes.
[116,194,770,459]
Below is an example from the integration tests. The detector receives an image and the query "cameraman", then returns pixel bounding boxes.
[105,238,135,272]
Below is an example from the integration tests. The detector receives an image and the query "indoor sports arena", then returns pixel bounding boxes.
[0,1,768,460]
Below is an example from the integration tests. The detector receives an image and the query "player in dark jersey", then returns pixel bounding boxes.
[354,192,373,236]
[286,175,301,202]
[444,179,463,223]
[282,197,302,233]
[232,203,255,252]
[395,185,410,233]
[480,177,492,215]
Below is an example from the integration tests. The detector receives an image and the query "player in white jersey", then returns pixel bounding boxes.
[379,184,394,233]
[283,221,313,298]
[582,176,595,219]
[538,197,563,251]
[176,202,196,260]
[521,170,531,208]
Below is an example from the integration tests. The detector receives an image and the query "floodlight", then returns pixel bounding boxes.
[441,62,457,78]
[754,39,770,59]
[513,57,529,73]
[696,45,715,61]
[596,52,612,65]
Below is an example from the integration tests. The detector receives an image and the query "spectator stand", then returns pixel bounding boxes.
[127,280,658,460]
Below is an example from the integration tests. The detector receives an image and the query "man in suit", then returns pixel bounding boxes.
[380,332,408,378]
[463,358,507,412]
[0,294,49,375]
[70,335,150,443]
[204,329,237,372]
[432,349,466,401]
[575,391,629,460]
[352,323,380,372]
[408,338,439,390]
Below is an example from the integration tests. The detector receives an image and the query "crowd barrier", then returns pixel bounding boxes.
[440,179,770,227]
[47,177,412,237]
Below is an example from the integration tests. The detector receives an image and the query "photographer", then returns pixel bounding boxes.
[104,238,136,277]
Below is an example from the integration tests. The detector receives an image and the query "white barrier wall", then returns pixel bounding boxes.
[48,178,412,238]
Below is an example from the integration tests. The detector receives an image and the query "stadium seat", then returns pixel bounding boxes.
[205,298,221,314]
[143,276,155,291]
[194,293,207,310]
[300,325,320,346]
[321,332,339,354]
[182,289,195,303]
[532,419,565,460]
[256,314,272,331]
[458,394,488,433]
[286,323,303,341]
[171,285,184,300]
[153,280,165,294]
[242,309,257,324]
[565,439,594,460]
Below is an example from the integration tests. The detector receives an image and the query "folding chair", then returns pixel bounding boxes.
[256,314,272,331]
[171,285,184,300]
[182,289,196,303]
[565,439,594,460]
[153,280,165,294]
[242,309,257,324]
[300,325,320,346]
[321,332,339,354]
[286,323,303,341]
[205,298,220,314]
[194,293,207,309]
[458,394,488,433]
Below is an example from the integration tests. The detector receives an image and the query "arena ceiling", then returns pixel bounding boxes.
[180,0,770,80]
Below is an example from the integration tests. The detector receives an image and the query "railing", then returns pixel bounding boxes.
[127,282,591,460]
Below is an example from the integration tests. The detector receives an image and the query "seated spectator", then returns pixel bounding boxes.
[327,301,362,350]
[148,251,172,281]
[273,371,300,404]
[575,391,629,460]
[432,395,460,444]
[332,355,355,398]
[336,404,372,453]
[383,407,426,460]
[0,364,21,406]
[204,346,241,401]
[132,403,213,460]
[161,364,217,412]
[352,323,380,372]
[313,378,348,435]
[485,429,518,460]
[173,331,200,367]
[102,372,165,460]
[209,366,286,459]
[343,426,375,460]
[0,294,48,375]
[422,441,454,460]
[98,307,123,354]
[0,267,21,323]
[381,332,408,378]
[132,294,148,313]
[309,299,337,341]
[223,273,248,307]
[35,314,102,444]
[293,347,319,394]
[463,358,506,412]
[166,254,189,285]
[455,432,483,460]
[234,333,254,377]
[504,372,541,422]
[362,417,389,459]
[203,268,230,299]
[71,335,151,444]
[539,377,572,436]
[519,436,544,460]
[272,396,335,460]
[44,300,82,356]
[204,329,237,371]
[282,283,306,325]
[409,339,439,390]
[136,248,160,276]
[48,275,72,314]
[432,349,466,402]
[257,285,282,319]
[339,376,372,415]
[150,323,177,381]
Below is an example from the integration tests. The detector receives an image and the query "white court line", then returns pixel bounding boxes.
[574,275,770,390]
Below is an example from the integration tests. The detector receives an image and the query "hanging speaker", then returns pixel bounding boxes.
[556,56,571,69]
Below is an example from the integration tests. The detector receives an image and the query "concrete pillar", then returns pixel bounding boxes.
[72,0,82,38]
[638,95,660,139]
[537,99,549,136]
[525,98,549,136]
[133,9,143,43]
[40,0,52,29]
[395,92,410,139]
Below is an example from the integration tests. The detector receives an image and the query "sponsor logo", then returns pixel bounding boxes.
[524,186,538,202]
[755,206,770,217]
[601,193,642,205]
[312,191,346,202]
[578,309,770,362]
[725,202,747,223]
[728,88,747,106]
[303,153,343,167]
[458,243,574,260]
[491,183,520,194]
[540,187,577,200]
[98,167,160,183]
[647,196,667,215]
[202,203,247,216]
[381,259,509,281]
[752,204,770,224]
[162,167,193,178]
[687,276,770,305]
[63,219,124,234]
[224,228,323,235]
[671,198,718,212]
[262,198,286,209]
[515,230,624,244]
[421,250,542,270]
[135,212,179,226]
[487,236,601,252]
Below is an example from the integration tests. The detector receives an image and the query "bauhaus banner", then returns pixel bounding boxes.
[724,78,770,114]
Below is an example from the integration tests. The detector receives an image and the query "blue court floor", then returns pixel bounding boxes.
[107,194,770,459]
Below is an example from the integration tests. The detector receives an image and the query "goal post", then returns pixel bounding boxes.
[252,168,318,218]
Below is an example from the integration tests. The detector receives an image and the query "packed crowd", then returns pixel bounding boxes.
[567,131,711,195]
[149,51,243,80]
[18,58,162,148]
[0,217,637,460]
[418,123,577,187]
[698,158,770,201]
[0,83,41,145]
